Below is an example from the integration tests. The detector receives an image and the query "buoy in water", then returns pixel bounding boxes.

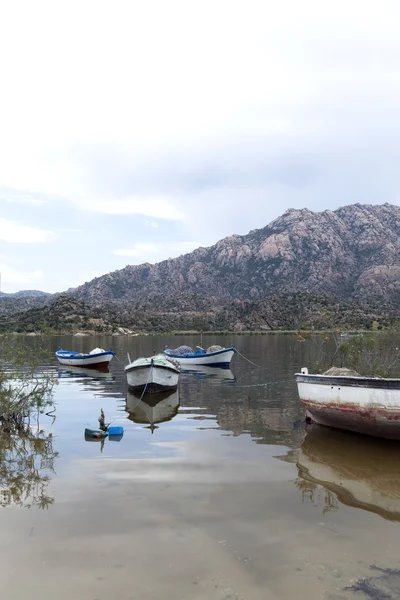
[108,426,124,437]
[85,428,108,439]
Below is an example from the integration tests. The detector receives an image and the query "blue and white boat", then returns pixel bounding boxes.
[164,344,235,367]
[55,347,115,367]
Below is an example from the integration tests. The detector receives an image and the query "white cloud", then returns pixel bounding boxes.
[0,263,44,287]
[0,219,54,243]
[5,194,44,206]
[0,0,399,293]
[114,243,158,257]
[113,241,201,259]
[78,197,185,221]
[55,228,84,234]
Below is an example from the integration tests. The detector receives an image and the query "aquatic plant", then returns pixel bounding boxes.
[297,331,400,378]
[0,333,56,432]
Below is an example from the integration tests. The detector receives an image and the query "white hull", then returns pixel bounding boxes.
[296,368,400,439]
[165,349,235,366]
[56,354,114,367]
[125,355,180,393]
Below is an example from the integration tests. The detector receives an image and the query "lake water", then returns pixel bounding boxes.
[1,333,400,600]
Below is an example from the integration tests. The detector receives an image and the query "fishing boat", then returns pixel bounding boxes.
[55,347,115,367]
[125,354,180,393]
[164,344,235,367]
[297,426,400,521]
[126,388,180,432]
[295,366,400,439]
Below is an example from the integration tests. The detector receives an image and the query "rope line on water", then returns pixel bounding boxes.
[108,361,155,426]
[235,348,263,368]
[103,356,154,426]
[234,378,294,388]
[114,355,127,367]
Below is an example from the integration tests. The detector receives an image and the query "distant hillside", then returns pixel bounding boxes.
[0,295,123,334]
[0,291,395,334]
[0,290,49,298]
[68,203,400,312]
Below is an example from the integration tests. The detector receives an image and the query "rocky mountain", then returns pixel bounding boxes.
[0,290,49,298]
[2,203,400,333]
[0,294,52,318]
[70,203,400,311]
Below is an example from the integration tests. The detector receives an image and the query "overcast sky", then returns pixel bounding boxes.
[0,0,399,293]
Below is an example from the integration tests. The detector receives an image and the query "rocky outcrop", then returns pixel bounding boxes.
[69,203,400,311]
[3,203,400,333]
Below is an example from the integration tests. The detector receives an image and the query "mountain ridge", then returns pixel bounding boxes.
[2,203,400,333]
[67,202,400,310]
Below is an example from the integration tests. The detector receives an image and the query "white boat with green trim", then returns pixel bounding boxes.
[125,354,180,393]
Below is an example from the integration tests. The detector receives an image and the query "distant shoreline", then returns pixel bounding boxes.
[0,328,381,337]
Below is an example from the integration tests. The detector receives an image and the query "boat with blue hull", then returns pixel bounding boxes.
[164,345,235,367]
[55,347,115,367]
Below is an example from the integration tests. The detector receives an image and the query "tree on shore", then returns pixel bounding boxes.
[0,333,58,507]
[0,333,56,432]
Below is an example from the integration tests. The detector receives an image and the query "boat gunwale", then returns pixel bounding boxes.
[295,373,400,389]
[125,362,180,374]
[56,349,115,360]
[164,346,235,359]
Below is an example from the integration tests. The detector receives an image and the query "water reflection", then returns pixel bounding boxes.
[180,365,236,381]
[296,425,400,521]
[0,429,57,509]
[126,389,180,433]
[58,365,115,381]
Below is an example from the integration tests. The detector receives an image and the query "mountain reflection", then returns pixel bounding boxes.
[0,430,57,509]
[296,426,400,521]
[126,389,180,433]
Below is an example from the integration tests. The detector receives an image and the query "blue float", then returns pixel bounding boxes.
[108,425,124,437]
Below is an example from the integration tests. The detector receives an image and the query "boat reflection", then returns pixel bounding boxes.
[297,425,400,521]
[57,365,115,381]
[180,364,235,381]
[126,388,180,433]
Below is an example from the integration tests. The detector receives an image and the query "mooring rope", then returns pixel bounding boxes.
[139,361,154,401]
[114,354,127,367]
[103,357,154,426]
[234,378,294,388]
[234,348,262,368]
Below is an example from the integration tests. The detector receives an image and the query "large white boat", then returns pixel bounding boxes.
[125,354,180,393]
[164,344,235,367]
[55,347,115,367]
[295,366,400,439]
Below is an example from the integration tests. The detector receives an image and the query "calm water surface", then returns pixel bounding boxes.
[1,333,400,600]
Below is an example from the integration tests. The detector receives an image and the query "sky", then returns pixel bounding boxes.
[0,0,400,293]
